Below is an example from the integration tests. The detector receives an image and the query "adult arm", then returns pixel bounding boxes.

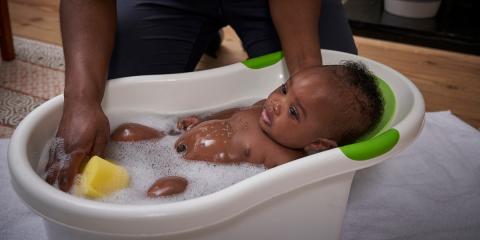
[269,0,322,75]
[45,0,116,192]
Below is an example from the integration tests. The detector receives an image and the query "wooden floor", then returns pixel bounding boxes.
[6,0,480,128]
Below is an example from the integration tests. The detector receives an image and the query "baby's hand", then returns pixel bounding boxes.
[177,116,201,131]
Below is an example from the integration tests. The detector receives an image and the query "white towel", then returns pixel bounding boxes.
[342,111,480,240]
[0,139,46,240]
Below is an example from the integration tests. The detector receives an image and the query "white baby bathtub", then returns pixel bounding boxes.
[8,50,424,240]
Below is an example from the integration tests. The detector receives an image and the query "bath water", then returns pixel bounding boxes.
[40,99,267,204]
[101,134,265,204]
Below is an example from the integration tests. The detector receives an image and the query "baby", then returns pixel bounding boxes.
[112,61,384,170]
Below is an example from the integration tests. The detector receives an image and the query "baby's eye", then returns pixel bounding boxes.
[280,84,287,94]
[289,106,299,119]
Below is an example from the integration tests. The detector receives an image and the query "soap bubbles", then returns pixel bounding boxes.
[40,99,266,204]
[101,127,265,204]
[41,137,71,188]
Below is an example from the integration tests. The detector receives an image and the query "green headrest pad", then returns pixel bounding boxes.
[340,76,398,160]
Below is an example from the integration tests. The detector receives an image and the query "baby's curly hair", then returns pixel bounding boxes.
[327,61,384,145]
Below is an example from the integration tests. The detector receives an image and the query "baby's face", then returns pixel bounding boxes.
[259,67,338,149]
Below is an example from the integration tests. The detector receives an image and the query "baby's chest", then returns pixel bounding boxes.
[228,115,274,163]
[178,119,252,163]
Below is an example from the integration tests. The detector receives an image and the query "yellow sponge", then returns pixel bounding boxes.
[80,156,129,199]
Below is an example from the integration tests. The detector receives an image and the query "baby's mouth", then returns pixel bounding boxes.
[261,107,272,126]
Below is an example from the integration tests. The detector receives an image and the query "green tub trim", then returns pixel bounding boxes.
[340,128,400,161]
[340,76,398,161]
[242,51,284,69]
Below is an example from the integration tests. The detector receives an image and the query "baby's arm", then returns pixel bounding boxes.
[205,99,265,119]
[177,109,239,131]
[177,99,266,131]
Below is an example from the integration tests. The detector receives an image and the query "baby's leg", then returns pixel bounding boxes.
[111,123,165,142]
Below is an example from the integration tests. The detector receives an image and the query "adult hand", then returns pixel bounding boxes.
[45,99,110,192]
[48,0,116,192]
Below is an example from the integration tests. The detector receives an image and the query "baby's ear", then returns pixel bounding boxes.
[304,138,338,155]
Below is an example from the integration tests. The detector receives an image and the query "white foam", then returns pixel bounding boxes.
[102,112,266,204]
[40,137,72,188]
[39,107,266,204]
[102,134,265,204]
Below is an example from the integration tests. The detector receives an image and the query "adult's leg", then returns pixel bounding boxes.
[222,0,356,58]
[220,0,281,58]
[318,0,357,54]
[108,0,224,79]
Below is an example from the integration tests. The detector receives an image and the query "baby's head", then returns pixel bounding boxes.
[259,61,384,154]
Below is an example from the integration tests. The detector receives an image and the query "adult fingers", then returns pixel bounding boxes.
[45,137,65,172]
[44,142,56,172]
[58,151,85,192]
[44,149,60,185]
[92,130,109,158]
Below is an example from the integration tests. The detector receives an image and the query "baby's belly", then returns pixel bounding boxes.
[174,120,243,163]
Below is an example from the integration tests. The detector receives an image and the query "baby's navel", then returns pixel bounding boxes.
[176,143,187,154]
[214,152,226,161]
[243,147,251,158]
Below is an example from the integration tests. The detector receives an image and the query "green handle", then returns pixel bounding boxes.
[242,51,284,69]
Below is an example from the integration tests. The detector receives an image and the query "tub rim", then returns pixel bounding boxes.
[8,50,425,236]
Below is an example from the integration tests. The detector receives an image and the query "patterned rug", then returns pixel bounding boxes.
[0,37,65,138]
[0,35,247,139]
